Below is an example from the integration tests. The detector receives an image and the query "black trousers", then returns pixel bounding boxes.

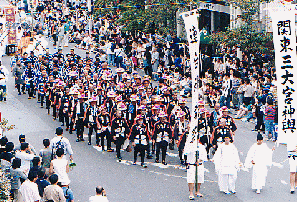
[69,116,75,133]
[16,84,25,94]
[134,144,147,164]
[40,95,44,107]
[156,141,168,162]
[96,129,110,148]
[88,122,97,143]
[28,82,34,98]
[46,96,51,110]
[58,109,64,122]
[115,137,125,158]
[178,146,184,161]
[53,105,57,119]
[256,114,265,131]
[76,118,84,139]
[60,112,69,128]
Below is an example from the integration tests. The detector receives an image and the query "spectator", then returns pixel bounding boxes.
[15,142,36,176]
[29,156,42,176]
[61,183,74,202]
[0,136,8,154]
[35,169,50,198]
[242,78,255,106]
[50,148,70,186]
[39,138,52,176]
[19,171,41,202]
[43,174,66,202]
[0,141,14,169]
[265,98,276,141]
[89,186,109,202]
[50,127,73,160]
[14,134,37,154]
[10,158,27,201]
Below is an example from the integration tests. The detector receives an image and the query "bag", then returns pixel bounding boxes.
[51,137,64,159]
[65,188,70,199]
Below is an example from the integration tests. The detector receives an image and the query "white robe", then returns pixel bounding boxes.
[244,143,272,190]
[213,143,240,192]
[186,143,208,184]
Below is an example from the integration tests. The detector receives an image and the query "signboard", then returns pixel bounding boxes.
[269,1,297,146]
[4,7,16,45]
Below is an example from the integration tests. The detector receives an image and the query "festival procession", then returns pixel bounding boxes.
[0,0,296,201]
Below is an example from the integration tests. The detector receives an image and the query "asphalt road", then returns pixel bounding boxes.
[0,39,295,202]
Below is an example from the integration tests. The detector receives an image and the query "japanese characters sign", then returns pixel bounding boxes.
[181,9,200,153]
[270,4,297,145]
[5,7,16,45]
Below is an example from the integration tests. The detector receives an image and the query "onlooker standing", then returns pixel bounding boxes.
[15,143,36,176]
[242,78,255,106]
[43,174,66,202]
[61,183,74,202]
[0,141,14,169]
[39,138,52,176]
[106,40,115,67]
[14,134,37,154]
[50,127,73,161]
[50,148,70,186]
[89,186,109,202]
[264,99,276,141]
[10,158,27,201]
[151,48,159,73]
[35,169,50,198]
[19,171,41,202]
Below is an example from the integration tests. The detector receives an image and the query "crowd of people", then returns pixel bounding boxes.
[0,0,282,201]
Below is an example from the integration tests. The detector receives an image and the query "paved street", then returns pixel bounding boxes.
[0,40,294,202]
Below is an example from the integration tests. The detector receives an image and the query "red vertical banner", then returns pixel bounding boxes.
[5,7,15,23]
[5,7,16,45]
[8,29,16,45]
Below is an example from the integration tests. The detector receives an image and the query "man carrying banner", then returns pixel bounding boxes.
[186,137,207,200]
[287,140,297,194]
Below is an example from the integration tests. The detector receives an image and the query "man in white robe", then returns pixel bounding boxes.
[244,133,273,194]
[186,140,208,200]
[212,135,241,194]
[287,136,297,194]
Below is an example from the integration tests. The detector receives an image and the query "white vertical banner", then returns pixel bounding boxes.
[269,1,297,147]
[181,9,200,153]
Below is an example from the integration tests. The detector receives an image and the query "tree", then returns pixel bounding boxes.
[210,0,274,62]
[94,0,193,35]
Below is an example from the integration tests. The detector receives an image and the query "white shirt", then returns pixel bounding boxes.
[106,42,114,55]
[89,195,109,202]
[19,180,41,202]
[52,158,70,185]
[213,143,240,174]
[15,151,35,176]
[0,66,9,85]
